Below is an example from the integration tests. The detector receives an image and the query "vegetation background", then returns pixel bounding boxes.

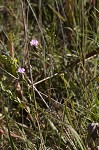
[0,0,99,149]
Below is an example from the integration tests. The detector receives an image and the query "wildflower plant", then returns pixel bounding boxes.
[0,1,98,150]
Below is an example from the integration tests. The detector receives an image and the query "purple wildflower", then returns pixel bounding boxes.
[18,67,25,74]
[30,39,39,47]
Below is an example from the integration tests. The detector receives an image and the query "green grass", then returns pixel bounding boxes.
[0,0,99,149]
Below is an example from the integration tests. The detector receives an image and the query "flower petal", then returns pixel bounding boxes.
[30,39,39,46]
[18,67,25,74]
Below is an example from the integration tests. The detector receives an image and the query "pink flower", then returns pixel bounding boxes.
[18,67,25,74]
[30,39,39,47]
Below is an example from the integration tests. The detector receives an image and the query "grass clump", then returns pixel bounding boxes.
[0,0,99,149]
